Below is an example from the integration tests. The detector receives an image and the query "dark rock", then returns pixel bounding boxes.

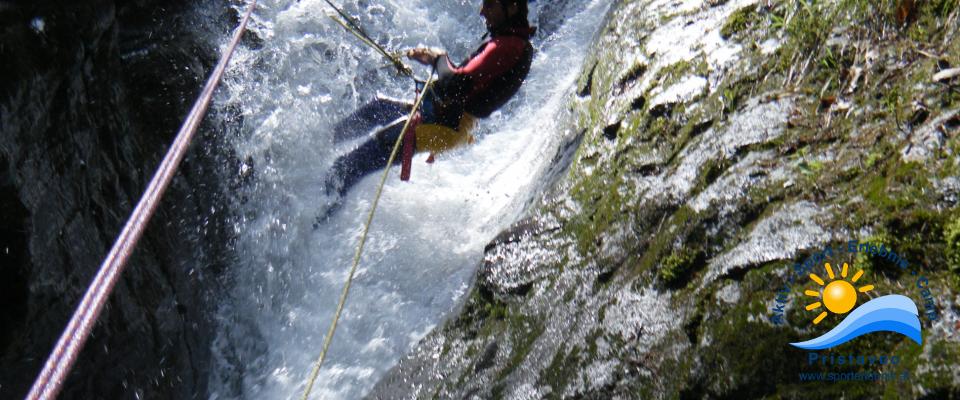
[0,1,232,398]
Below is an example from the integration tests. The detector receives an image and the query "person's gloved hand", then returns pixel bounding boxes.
[406,47,446,65]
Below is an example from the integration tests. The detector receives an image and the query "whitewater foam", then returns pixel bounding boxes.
[207,0,612,398]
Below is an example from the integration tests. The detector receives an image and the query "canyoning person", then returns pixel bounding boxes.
[321,0,536,205]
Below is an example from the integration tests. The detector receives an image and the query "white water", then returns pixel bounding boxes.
[208,0,610,398]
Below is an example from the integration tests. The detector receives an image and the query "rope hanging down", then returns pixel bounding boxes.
[25,2,258,399]
[299,73,435,400]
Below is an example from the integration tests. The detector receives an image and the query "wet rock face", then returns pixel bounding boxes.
[373,0,960,397]
[0,156,30,363]
[1,1,232,398]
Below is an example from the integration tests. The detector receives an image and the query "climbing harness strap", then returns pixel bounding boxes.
[24,2,258,399]
[299,74,436,400]
[400,113,420,181]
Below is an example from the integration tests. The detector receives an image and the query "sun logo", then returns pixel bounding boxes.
[804,262,875,325]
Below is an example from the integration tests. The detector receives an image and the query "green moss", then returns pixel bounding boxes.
[866,160,932,212]
[631,205,696,278]
[463,342,478,359]
[658,59,692,85]
[906,0,959,43]
[484,301,508,322]
[562,287,576,303]
[655,57,708,89]
[798,159,824,175]
[498,320,543,378]
[895,336,960,394]
[769,1,836,78]
[457,290,546,396]
[540,345,582,394]
[660,248,703,286]
[697,296,802,397]
[585,330,600,360]
[852,232,896,276]
[577,61,597,97]
[945,216,960,273]
[864,150,884,169]
[715,74,755,116]
[648,116,672,137]
[885,208,946,271]
[691,156,734,198]
[618,110,646,141]
[720,4,760,39]
[565,170,627,254]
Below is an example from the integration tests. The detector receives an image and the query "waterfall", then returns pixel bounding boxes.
[208,0,611,398]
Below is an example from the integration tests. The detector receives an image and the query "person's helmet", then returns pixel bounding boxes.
[497,0,530,28]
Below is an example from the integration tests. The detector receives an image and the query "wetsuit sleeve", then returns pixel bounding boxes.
[435,37,529,99]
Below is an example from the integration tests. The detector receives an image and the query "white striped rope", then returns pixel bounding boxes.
[25,2,257,399]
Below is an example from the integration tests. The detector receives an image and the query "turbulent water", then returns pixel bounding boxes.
[207,0,611,398]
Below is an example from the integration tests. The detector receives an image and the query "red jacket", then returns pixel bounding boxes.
[429,25,535,126]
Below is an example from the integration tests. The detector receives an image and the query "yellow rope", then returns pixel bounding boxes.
[299,73,434,400]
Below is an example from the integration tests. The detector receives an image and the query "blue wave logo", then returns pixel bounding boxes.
[790,295,922,350]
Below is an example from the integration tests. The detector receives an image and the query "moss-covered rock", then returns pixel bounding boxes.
[720,3,760,39]
[946,217,960,273]
[369,0,960,398]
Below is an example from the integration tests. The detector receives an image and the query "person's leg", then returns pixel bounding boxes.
[324,122,405,198]
[332,96,412,143]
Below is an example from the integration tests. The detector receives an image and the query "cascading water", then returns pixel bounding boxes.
[208,0,611,398]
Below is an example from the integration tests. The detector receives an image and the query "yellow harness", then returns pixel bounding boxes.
[413,113,477,155]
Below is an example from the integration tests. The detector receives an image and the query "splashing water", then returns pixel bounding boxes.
[208,0,611,398]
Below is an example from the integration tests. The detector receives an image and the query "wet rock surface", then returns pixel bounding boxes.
[1,1,233,398]
[372,0,960,398]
